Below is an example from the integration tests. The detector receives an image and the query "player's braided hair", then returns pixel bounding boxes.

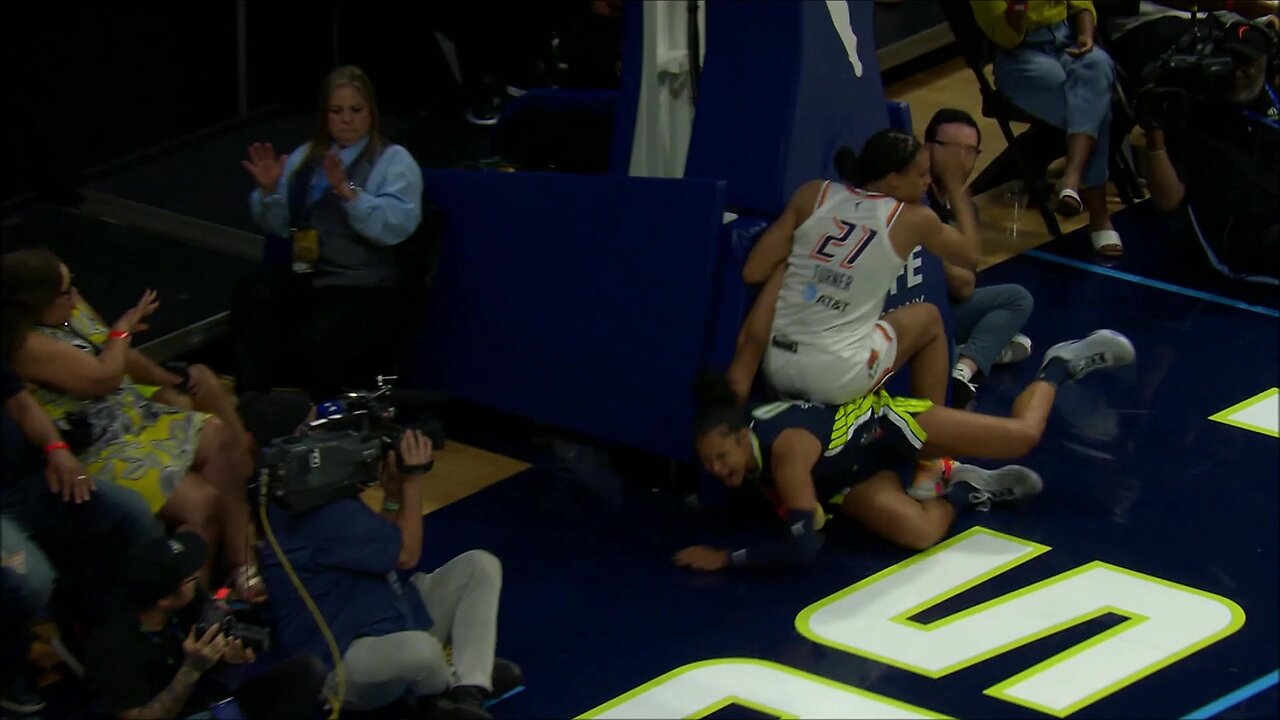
[833,128,922,186]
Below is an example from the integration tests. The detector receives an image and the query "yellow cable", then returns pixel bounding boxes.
[257,474,346,719]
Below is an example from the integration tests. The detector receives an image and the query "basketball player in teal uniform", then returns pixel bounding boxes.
[676,324,1134,571]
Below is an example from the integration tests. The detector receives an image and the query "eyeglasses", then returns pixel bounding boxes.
[932,140,983,158]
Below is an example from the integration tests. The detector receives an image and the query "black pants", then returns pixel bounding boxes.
[2,474,162,678]
[230,270,404,402]
[230,656,328,720]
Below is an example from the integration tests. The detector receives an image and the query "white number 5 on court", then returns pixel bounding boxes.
[796,526,1245,717]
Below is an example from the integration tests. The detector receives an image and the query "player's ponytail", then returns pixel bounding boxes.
[833,145,859,184]
[832,129,922,186]
[693,370,749,439]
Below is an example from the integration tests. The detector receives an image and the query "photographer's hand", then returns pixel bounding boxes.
[398,429,434,479]
[384,430,432,570]
[119,622,226,717]
[182,624,229,673]
[120,626,227,719]
[1141,128,1186,211]
[1145,128,1166,152]
[222,638,257,666]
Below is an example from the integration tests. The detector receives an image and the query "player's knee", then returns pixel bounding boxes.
[891,301,943,342]
[918,302,945,338]
[913,301,943,326]
[1008,285,1034,318]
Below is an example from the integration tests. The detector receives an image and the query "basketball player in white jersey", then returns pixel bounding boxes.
[725,129,1134,498]
[727,129,978,412]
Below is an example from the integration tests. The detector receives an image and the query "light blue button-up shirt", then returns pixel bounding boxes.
[248,136,424,247]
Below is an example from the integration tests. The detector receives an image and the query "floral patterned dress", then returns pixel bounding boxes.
[29,303,208,514]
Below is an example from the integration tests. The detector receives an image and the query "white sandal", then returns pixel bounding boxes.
[1090,229,1123,256]
[1055,187,1084,217]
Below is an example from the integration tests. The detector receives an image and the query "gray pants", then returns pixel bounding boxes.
[327,550,503,711]
[952,284,1034,377]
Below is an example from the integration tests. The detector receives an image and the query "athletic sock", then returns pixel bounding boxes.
[910,457,956,499]
[912,457,940,491]
[1035,357,1071,388]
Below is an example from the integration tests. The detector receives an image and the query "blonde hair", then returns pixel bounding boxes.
[301,65,385,171]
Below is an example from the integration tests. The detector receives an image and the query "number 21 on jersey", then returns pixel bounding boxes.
[809,219,877,269]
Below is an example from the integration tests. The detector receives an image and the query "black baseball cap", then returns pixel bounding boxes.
[121,531,207,608]
[1221,22,1274,61]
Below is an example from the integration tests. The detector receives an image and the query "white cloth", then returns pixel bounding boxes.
[628,0,705,178]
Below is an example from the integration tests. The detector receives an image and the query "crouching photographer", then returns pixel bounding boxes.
[246,393,521,720]
[1129,14,1279,282]
[84,532,327,719]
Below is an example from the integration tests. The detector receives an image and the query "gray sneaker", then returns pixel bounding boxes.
[950,463,1044,512]
[1039,329,1135,381]
[994,333,1033,365]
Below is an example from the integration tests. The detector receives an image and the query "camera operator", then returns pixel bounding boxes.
[1134,18,1280,282]
[83,532,326,720]
[256,427,522,720]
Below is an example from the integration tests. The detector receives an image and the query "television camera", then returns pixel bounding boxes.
[256,377,444,514]
[1135,13,1277,130]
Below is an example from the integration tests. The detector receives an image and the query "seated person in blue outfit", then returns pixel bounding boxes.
[1,358,162,715]
[234,64,425,401]
[675,318,1135,570]
[252,417,522,720]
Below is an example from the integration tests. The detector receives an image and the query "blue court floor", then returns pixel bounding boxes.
[424,250,1278,719]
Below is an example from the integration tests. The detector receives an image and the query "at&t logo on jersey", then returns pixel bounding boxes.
[815,294,850,313]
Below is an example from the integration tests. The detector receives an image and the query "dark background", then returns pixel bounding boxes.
[0,1,953,207]
[2,3,469,205]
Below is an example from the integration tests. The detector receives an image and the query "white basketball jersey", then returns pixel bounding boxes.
[771,181,907,353]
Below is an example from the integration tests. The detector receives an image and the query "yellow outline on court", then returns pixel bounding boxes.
[1208,388,1279,438]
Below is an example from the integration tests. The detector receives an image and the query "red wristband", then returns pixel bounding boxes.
[108,330,130,340]
[44,441,70,454]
